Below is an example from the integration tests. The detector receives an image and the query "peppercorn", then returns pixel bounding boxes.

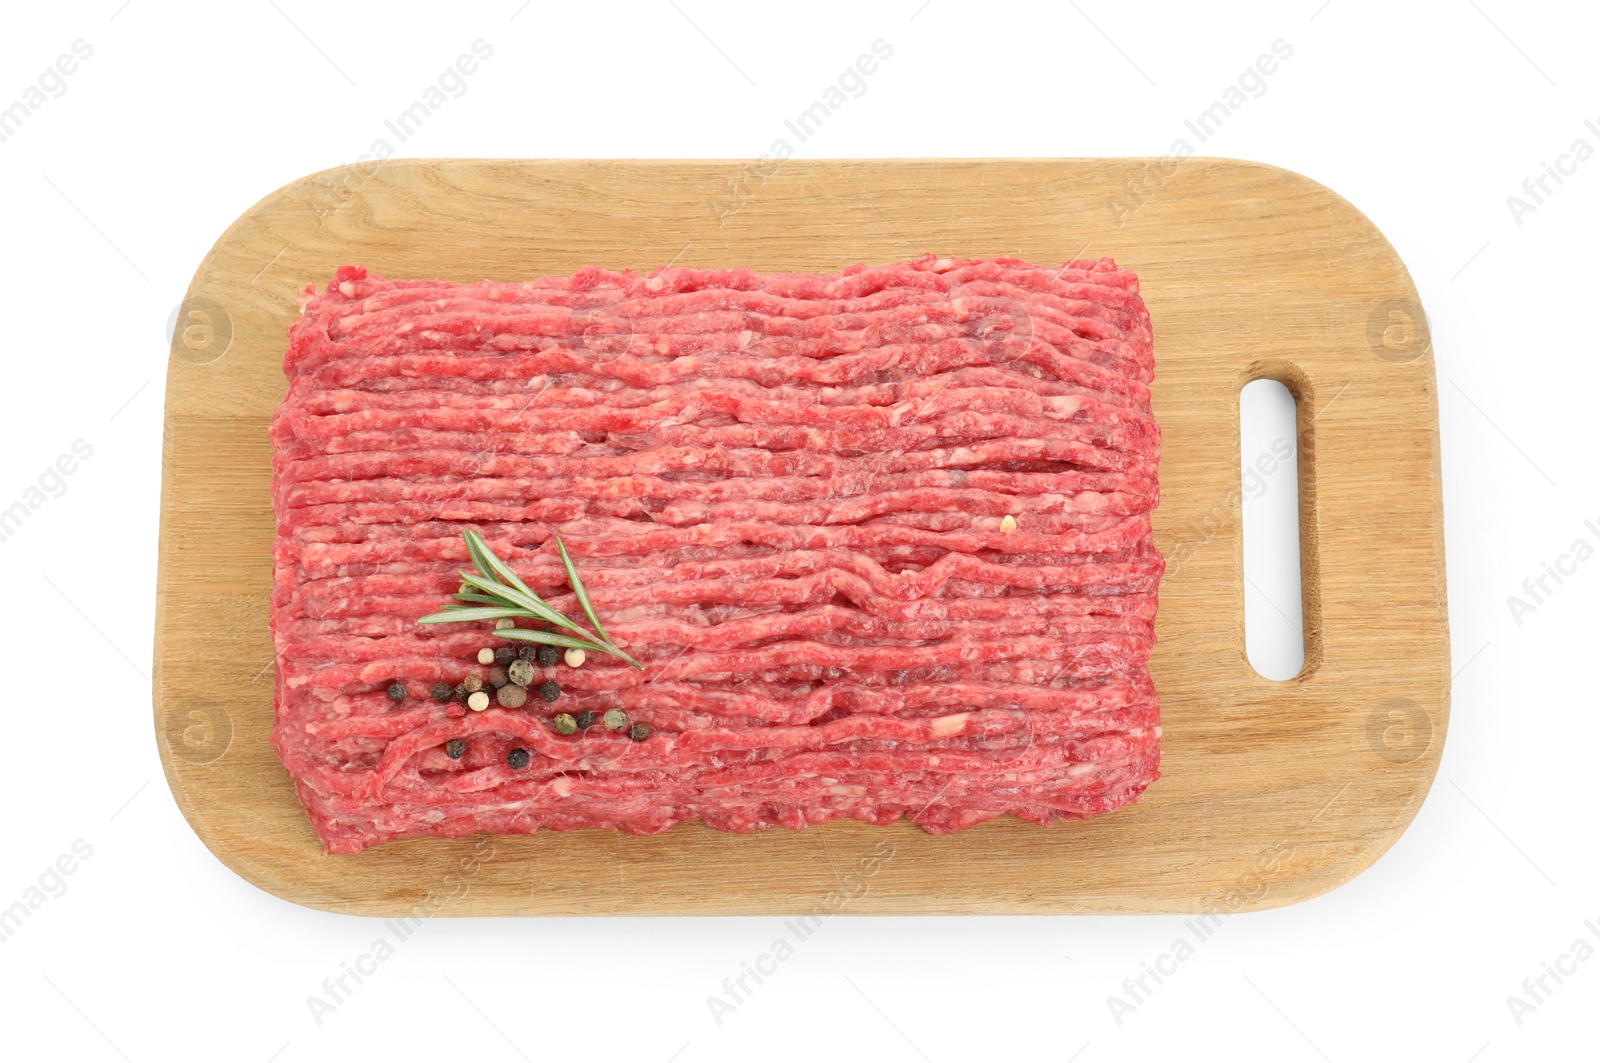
[564,648,587,668]
[516,645,537,662]
[553,713,577,735]
[431,682,454,703]
[445,700,466,718]
[386,681,406,702]
[445,738,465,760]
[629,722,651,742]
[454,683,470,702]
[538,680,561,703]
[507,659,534,686]
[467,691,490,712]
[488,665,510,688]
[461,673,484,694]
[536,645,561,667]
[493,646,515,666]
[603,708,627,731]
[494,619,515,630]
[477,647,495,666]
[575,710,595,730]
[507,747,530,769]
[496,683,528,709]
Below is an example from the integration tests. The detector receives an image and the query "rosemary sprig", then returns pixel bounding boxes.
[417,529,643,669]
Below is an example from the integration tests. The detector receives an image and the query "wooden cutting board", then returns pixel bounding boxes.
[154,158,1448,916]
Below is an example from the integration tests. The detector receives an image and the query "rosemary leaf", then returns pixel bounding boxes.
[418,606,532,624]
[454,591,511,607]
[462,529,497,582]
[463,529,537,598]
[556,535,612,645]
[597,642,645,670]
[554,535,643,667]
[494,628,612,653]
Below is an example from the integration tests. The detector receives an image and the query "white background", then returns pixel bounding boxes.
[1,2,1595,1060]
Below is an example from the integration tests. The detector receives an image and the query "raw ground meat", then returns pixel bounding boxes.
[269,255,1163,853]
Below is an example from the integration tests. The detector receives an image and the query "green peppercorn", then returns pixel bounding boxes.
[603,708,627,731]
[461,673,484,694]
[507,747,530,769]
[496,683,528,709]
[516,645,537,662]
[553,713,577,735]
[629,722,651,742]
[494,646,515,666]
[538,680,561,703]
[507,659,534,686]
[431,682,454,703]
[488,665,510,688]
[386,681,406,702]
[575,710,595,730]
[444,738,465,760]
[536,645,561,667]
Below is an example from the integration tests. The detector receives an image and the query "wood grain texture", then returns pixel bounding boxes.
[154,159,1448,915]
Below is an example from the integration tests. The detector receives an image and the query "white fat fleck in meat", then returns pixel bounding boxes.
[929,712,970,738]
[338,280,357,298]
[885,401,917,427]
[551,776,574,797]
[1074,491,1108,511]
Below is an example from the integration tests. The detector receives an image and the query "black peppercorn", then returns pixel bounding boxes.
[494,646,515,666]
[538,680,561,703]
[431,682,454,703]
[536,645,561,667]
[516,645,537,662]
[488,665,510,688]
[575,710,595,730]
[629,722,651,742]
[445,738,465,760]
[507,747,530,769]
[386,681,406,702]
[455,683,470,703]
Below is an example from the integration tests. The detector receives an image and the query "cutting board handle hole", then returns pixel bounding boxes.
[1239,378,1306,680]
